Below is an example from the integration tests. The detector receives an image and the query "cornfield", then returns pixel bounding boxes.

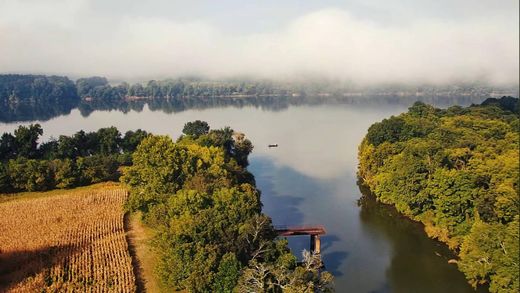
[0,188,137,292]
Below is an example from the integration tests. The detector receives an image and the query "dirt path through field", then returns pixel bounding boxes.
[125,212,161,293]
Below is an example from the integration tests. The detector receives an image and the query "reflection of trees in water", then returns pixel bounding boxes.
[357,182,487,293]
[77,99,147,117]
[79,95,487,117]
[77,96,296,118]
[1,94,487,123]
[0,100,77,123]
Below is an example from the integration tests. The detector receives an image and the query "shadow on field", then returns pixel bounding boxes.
[0,244,75,291]
[124,213,147,293]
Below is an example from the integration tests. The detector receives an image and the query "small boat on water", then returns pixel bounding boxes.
[268,144,278,148]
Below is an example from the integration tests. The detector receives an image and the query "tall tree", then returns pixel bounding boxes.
[14,124,43,159]
[182,120,210,138]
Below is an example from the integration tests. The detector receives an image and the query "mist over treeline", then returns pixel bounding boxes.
[0,73,517,123]
[1,74,517,104]
[0,1,518,85]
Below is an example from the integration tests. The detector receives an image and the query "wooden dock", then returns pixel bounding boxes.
[275,225,326,254]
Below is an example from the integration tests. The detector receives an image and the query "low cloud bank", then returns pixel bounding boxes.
[0,4,518,85]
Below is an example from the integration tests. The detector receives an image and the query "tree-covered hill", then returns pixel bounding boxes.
[358,97,519,292]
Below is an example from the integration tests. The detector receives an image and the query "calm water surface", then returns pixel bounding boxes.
[0,102,485,293]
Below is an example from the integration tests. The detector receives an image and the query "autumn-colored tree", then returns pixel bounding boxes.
[358,97,519,292]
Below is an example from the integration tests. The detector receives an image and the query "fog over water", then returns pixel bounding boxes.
[0,0,518,84]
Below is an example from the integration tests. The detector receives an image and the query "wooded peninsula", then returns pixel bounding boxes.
[358,97,519,292]
[0,121,334,292]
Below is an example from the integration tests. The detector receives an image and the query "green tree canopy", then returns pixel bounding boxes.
[359,97,519,292]
[122,125,333,292]
[182,120,210,138]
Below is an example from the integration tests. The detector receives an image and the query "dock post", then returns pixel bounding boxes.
[315,235,321,254]
[310,235,316,252]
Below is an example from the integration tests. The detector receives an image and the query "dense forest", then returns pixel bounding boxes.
[0,75,78,104]
[73,76,517,104]
[76,76,294,100]
[358,97,519,292]
[0,75,79,122]
[0,124,148,193]
[122,121,334,292]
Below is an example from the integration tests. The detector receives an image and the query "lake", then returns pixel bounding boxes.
[0,98,487,292]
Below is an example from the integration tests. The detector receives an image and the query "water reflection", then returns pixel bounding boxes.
[0,100,76,123]
[252,157,305,225]
[1,94,487,123]
[252,153,396,291]
[358,184,487,293]
[250,156,351,279]
[323,250,350,277]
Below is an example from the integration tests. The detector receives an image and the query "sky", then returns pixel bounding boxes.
[0,0,518,85]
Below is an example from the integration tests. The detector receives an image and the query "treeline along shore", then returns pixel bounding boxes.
[0,124,148,193]
[1,74,517,122]
[358,97,519,292]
